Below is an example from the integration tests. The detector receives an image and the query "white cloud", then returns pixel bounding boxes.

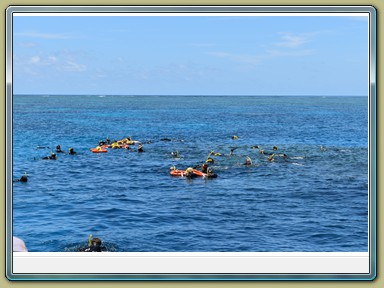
[16,31,74,39]
[276,32,311,48]
[48,56,58,63]
[62,61,87,72]
[29,56,40,64]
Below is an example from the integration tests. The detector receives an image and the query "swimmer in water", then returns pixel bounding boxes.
[244,156,252,166]
[232,135,239,140]
[184,167,195,178]
[229,147,239,156]
[257,146,274,156]
[56,145,63,153]
[68,147,77,155]
[201,163,208,173]
[277,153,288,159]
[13,172,28,183]
[137,144,144,152]
[205,167,217,178]
[171,151,180,158]
[79,236,106,252]
[273,145,278,151]
[268,154,275,162]
[206,157,214,163]
[42,152,57,160]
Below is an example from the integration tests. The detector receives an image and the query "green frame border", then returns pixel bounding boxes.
[1,0,379,285]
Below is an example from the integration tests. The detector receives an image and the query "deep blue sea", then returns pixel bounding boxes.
[12,95,368,252]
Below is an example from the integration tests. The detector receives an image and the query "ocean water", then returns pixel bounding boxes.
[12,95,368,252]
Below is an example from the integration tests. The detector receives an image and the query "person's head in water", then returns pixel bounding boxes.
[91,237,102,247]
[206,167,217,178]
[137,144,144,152]
[68,147,76,155]
[202,163,208,173]
[185,167,194,178]
[171,151,180,158]
[50,153,57,160]
[206,157,214,163]
[56,145,62,152]
[273,145,278,151]
[244,157,252,165]
[20,172,28,182]
[83,236,104,252]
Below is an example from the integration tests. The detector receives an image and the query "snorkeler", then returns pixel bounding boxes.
[171,151,180,158]
[137,144,144,152]
[13,172,28,183]
[205,167,217,178]
[201,163,208,173]
[184,167,196,178]
[79,235,106,252]
[68,147,77,155]
[244,156,252,166]
[56,145,64,153]
[206,157,214,163]
[229,147,239,156]
[42,152,57,160]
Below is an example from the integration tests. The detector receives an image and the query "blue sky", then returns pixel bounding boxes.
[12,14,369,96]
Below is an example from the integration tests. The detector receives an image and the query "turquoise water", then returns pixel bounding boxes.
[12,95,368,252]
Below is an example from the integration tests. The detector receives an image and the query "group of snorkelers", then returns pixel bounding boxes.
[207,143,291,166]
[41,145,77,160]
[170,142,295,180]
[95,136,144,152]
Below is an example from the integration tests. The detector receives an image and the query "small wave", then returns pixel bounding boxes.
[290,156,304,160]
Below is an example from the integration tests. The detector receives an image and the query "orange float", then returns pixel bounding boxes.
[90,148,108,153]
[170,169,207,177]
[170,169,186,176]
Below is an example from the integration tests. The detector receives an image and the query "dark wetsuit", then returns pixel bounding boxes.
[42,155,56,160]
[78,245,106,252]
[13,175,28,182]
